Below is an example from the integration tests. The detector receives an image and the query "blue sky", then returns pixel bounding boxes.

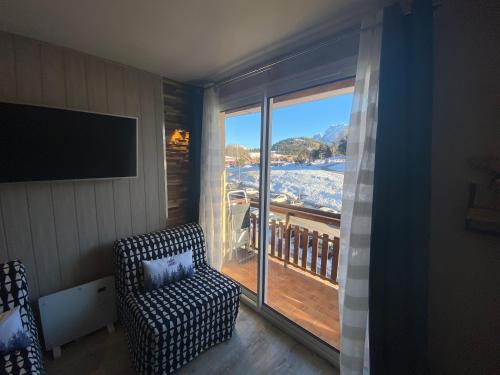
[225,93,353,149]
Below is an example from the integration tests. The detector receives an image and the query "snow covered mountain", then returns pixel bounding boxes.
[313,123,348,145]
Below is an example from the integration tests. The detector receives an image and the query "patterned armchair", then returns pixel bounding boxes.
[0,260,45,374]
[114,223,241,374]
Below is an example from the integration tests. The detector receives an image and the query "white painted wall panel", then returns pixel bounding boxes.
[0,31,167,298]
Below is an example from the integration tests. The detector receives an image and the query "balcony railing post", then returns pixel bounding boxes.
[293,225,300,265]
[277,222,284,259]
[251,213,257,250]
[270,219,276,257]
[311,231,319,275]
[301,228,308,269]
[320,233,329,277]
[284,224,290,268]
[331,236,340,283]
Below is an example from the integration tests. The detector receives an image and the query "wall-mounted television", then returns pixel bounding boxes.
[0,102,138,183]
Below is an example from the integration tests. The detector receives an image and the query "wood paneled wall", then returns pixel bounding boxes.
[163,79,202,227]
[0,31,167,299]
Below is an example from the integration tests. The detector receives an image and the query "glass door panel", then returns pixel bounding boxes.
[220,105,262,294]
[264,82,354,348]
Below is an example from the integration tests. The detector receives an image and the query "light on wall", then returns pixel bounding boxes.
[169,129,190,145]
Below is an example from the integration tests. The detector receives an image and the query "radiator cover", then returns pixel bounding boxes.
[38,276,117,351]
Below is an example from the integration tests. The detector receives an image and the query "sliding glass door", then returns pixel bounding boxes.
[220,104,262,294]
[219,79,354,350]
[264,82,353,348]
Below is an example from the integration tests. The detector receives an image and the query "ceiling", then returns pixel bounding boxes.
[0,0,383,83]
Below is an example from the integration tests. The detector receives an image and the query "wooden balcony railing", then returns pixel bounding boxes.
[248,200,341,284]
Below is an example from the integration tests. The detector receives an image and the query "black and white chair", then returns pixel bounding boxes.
[114,223,241,374]
[0,260,45,375]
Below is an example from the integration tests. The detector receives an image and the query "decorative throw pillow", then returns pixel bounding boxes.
[0,306,30,354]
[143,250,195,291]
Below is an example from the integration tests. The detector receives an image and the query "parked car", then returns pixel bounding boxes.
[289,199,304,206]
[245,187,259,196]
[319,206,339,214]
[271,193,288,203]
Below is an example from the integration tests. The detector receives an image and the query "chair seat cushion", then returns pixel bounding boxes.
[127,265,240,339]
[0,341,44,375]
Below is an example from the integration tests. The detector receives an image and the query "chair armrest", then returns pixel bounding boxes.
[0,260,30,311]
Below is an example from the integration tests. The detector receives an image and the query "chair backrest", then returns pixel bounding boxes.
[229,203,250,230]
[113,222,207,300]
[0,260,37,337]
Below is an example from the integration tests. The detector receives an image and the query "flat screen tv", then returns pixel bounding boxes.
[0,102,137,183]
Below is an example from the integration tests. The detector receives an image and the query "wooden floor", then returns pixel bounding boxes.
[221,256,340,348]
[44,304,338,375]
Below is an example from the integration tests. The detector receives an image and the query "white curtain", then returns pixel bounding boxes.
[338,12,383,375]
[199,87,224,270]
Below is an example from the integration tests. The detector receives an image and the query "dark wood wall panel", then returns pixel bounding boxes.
[163,79,199,227]
[0,31,167,299]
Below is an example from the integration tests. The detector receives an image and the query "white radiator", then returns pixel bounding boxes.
[38,276,117,357]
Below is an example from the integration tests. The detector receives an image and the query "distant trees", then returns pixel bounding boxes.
[297,149,311,164]
[295,143,334,163]
[318,144,332,159]
[310,144,332,161]
[330,142,338,155]
[226,144,251,166]
[310,149,318,161]
[328,136,348,156]
[268,135,349,163]
[271,137,323,156]
[337,136,347,155]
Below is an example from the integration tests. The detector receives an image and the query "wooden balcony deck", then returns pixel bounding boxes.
[221,256,340,348]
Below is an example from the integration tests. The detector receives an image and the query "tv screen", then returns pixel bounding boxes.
[0,102,137,183]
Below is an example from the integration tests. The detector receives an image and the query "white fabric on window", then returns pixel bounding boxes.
[338,11,383,375]
[199,87,224,270]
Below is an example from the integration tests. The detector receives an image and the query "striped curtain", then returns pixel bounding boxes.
[199,87,225,270]
[338,12,383,375]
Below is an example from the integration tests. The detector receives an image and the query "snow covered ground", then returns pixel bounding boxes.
[226,159,345,212]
